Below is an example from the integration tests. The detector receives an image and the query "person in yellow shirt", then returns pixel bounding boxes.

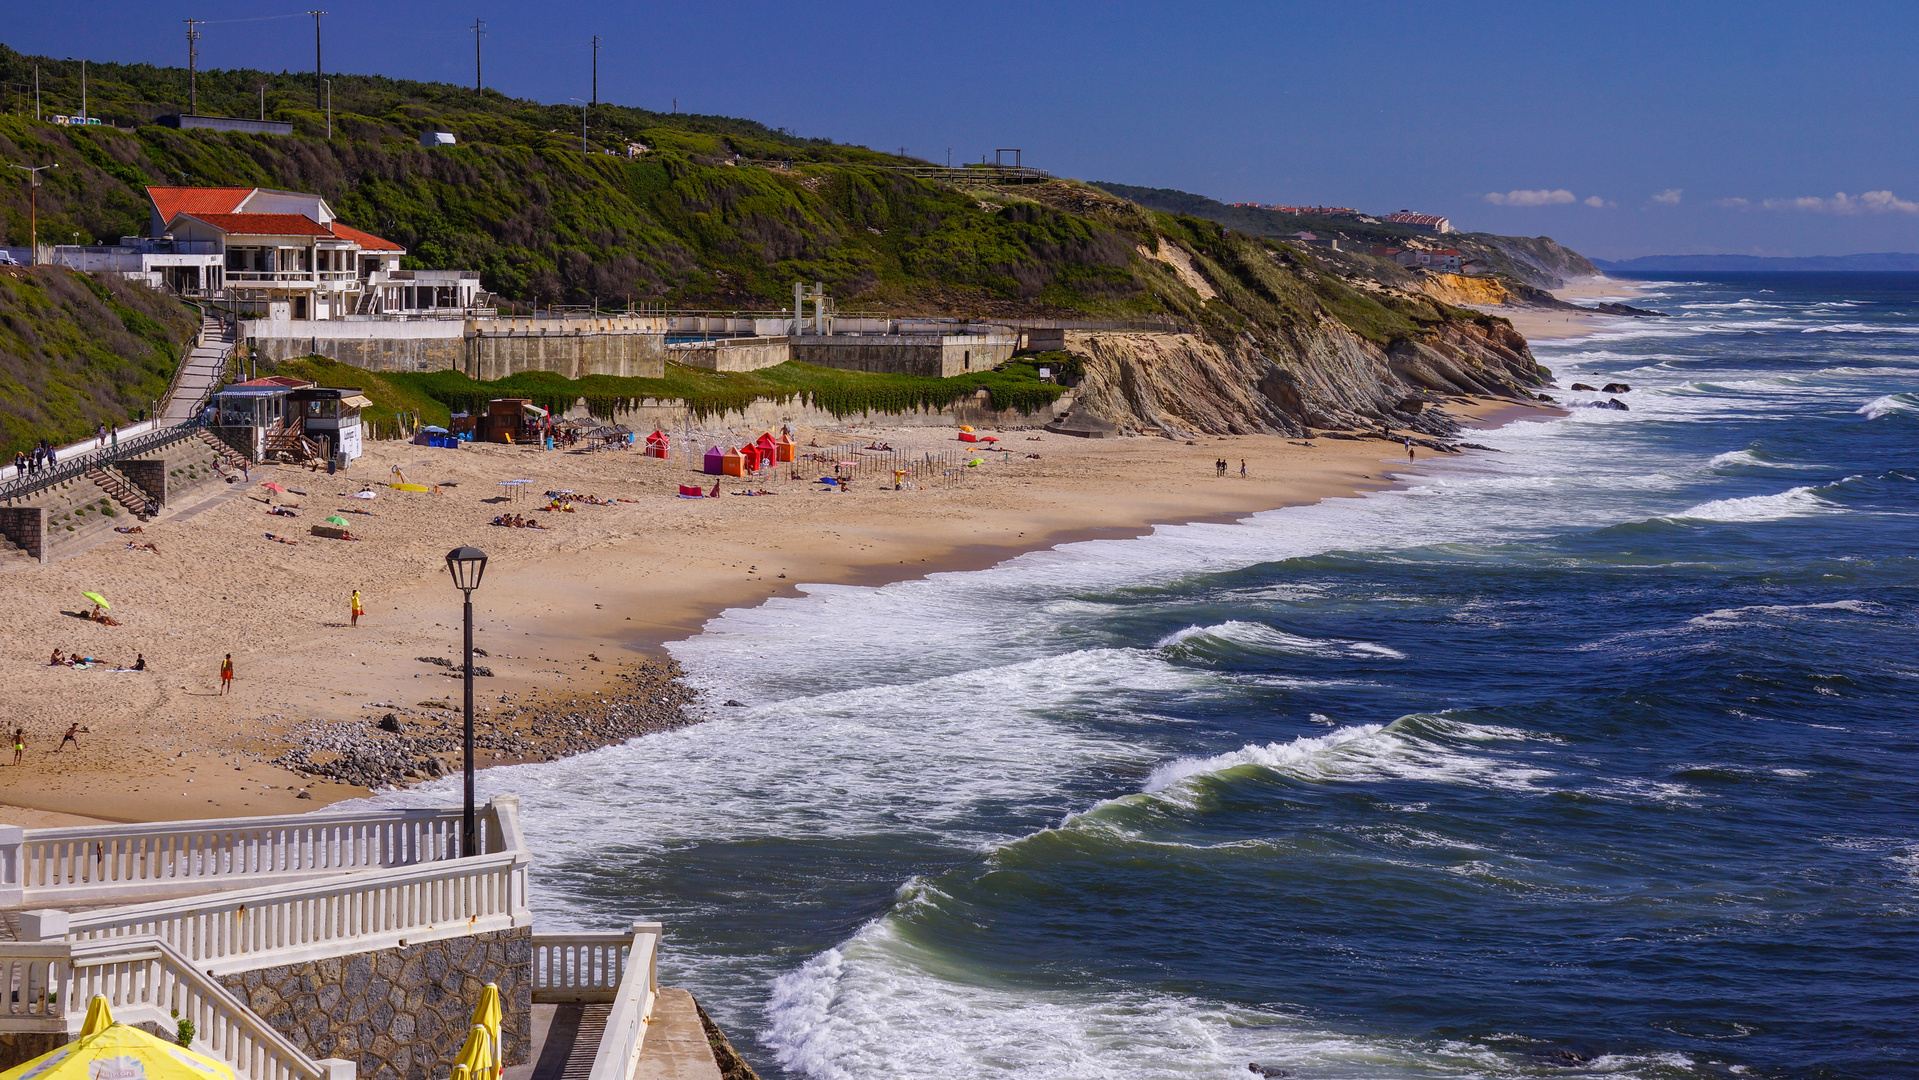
[351,590,364,627]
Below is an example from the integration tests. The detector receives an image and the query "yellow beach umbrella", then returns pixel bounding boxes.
[470,983,502,1064]
[449,1025,496,1080]
[81,592,111,611]
[0,998,236,1080]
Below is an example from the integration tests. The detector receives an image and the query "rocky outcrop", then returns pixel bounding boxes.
[1062,312,1545,438]
[1455,234,1602,289]
[1414,273,1512,307]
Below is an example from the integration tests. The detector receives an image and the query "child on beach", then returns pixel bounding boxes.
[11,728,22,765]
[58,723,84,752]
[220,654,234,694]
[1405,437,1415,462]
[351,590,364,627]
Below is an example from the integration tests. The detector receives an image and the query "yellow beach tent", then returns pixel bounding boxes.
[0,998,236,1080]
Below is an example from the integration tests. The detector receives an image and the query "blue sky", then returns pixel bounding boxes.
[9,1,1919,259]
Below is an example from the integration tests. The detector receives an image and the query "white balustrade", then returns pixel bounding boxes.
[2,804,510,906]
[530,934,632,1003]
[0,938,354,1080]
[61,850,530,976]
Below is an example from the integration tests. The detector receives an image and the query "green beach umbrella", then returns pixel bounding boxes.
[81,592,110,610]
[325,515,351,528]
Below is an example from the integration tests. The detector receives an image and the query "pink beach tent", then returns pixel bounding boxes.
[703,445,726,475]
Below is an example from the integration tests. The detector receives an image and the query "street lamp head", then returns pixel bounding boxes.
[445,546,488,591]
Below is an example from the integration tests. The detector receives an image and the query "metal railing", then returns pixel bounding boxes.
[0,423,209,506]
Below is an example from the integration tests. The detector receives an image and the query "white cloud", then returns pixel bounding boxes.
[1651,188,1683,204]
[1484,188,1576,206]
[1715,197,1751,209]
[1756,190,1919,214]
[1583,195,1610,208]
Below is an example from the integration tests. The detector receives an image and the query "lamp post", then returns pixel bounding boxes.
[445,546,489,856]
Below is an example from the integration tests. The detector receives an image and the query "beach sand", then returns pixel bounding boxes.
[1492,278,1650,341]
[0,397,1558,825]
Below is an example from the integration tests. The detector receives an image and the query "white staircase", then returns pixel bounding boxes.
[163,316,237,424]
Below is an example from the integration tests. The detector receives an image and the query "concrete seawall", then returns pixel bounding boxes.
[241,316,669,380]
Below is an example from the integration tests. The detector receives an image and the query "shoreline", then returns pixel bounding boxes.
[1488,276,1650,342]
[0,396,1562,827]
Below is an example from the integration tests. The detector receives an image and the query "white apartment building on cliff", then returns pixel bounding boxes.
[136,186,486,320]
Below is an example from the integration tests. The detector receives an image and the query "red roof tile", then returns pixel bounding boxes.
[147,186,254,224]
[177,212,335,237]
[327,222,404,252]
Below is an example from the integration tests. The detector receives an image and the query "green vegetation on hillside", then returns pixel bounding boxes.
[0,267,199,457]
[263,356,1067,428]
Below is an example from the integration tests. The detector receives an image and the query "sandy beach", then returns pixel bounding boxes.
[0,397,1558,826]
[1493,277,1650,341]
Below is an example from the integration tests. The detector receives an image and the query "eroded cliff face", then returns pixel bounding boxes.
[1065,312,1544,438]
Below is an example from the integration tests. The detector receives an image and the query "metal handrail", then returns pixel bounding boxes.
[0,422,208,505]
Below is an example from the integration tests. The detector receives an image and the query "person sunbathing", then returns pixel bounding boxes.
[264,532,299,545]
[114,525,144,534]
[49,648,64,666]
[126,541,159,553]
[268,505,298,517]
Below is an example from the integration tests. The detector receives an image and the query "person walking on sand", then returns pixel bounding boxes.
[1405,436,1415,462]
[219,654,234,695]
[351,590,364,627]
[1239,459,1247,478]
[57,723,81,752]
[11,727,22,766]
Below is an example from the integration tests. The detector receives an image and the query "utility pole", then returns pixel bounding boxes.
[471,20,486,92]
[258,83,266,121]
[185,20,202,115]
[33,64,39,122]
[325,77,332,138]
[309,11,326,114]
[9,163,58,261]
[591,36,600,106]
[570,97,588,158]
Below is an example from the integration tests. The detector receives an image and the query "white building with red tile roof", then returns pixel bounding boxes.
[141,186,482,321]
[1383,211,1455,235]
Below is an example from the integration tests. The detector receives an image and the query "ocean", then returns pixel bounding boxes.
[382,273,1919,1079]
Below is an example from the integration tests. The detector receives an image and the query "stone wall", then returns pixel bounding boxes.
[241,318,667,380]
[789,333,1018,378]
[217,928,532,1080]
[672,336,791,372]
[0,1032,64,1070]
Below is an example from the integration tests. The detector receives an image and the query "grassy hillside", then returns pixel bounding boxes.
[0,267,200,457]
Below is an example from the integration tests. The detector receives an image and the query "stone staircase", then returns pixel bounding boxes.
[84,464,157,520]
[197,429,253,471]
[162,316,236,423]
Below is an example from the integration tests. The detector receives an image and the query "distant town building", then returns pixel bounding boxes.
[420,130,457,147]
[1385,211,1455,234]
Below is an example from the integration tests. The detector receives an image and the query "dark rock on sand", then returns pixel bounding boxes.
[1570,383,1597,392]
